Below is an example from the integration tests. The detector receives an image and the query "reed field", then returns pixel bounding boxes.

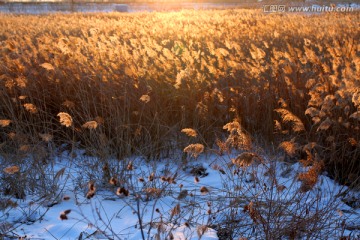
[0,9,359,239]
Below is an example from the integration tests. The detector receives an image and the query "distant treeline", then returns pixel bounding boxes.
[0,0,355,4]
[1,0,259,3]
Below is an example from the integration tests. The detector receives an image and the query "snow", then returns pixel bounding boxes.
[1,150,359,239]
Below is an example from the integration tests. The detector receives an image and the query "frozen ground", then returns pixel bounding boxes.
[1,149,359,239]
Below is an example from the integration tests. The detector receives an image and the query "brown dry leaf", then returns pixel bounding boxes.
[278,98,288,108]
[232,152,258,168]
[57,112,73,127]
[63,196,70,201]
[23,103,38,114]
[127,161,133,171]
[303,142,317,152]
[144,188,162,197]
[317,117,332,131]
[223,120,252,150]
[215,139,228,155]
[216,48,229,57]
[200,186,210,195]
[312,117,321,124]
[274,120,282,132]
[352,91,360,107]
[305,107,319,118]
[177,190,188,200]
[88,181,96,192]
[0,119,11,127]
[15,77,27,88]
[183,143,204,158]
[3,165,20,174]
[298,161,324,191]
[86,191,95,199]
[171,203,181,217]
[275,108,305,133]
[349,111,360,121]
[5,79,15,89]
[59,212,68,220]
[139,94,150,103]
[194,176,200,183]
[59,209,71,220]
[348,138,357,146]
[304,38,312,46]
[109,177,117,185]
[148,172,155,181]
[116,187,129,197]
[223,120,241,132]
[279,141,298,157]
[64,209,71,215]
[40,63,55,71]
[18,95,27,100]
[181,128,197,137]
[82,121,98,130]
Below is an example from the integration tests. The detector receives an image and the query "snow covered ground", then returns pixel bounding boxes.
[1,149,359,239]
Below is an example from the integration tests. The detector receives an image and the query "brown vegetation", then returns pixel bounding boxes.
[0,9,359,196]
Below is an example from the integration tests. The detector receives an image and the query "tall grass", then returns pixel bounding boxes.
[0,9,359,192]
